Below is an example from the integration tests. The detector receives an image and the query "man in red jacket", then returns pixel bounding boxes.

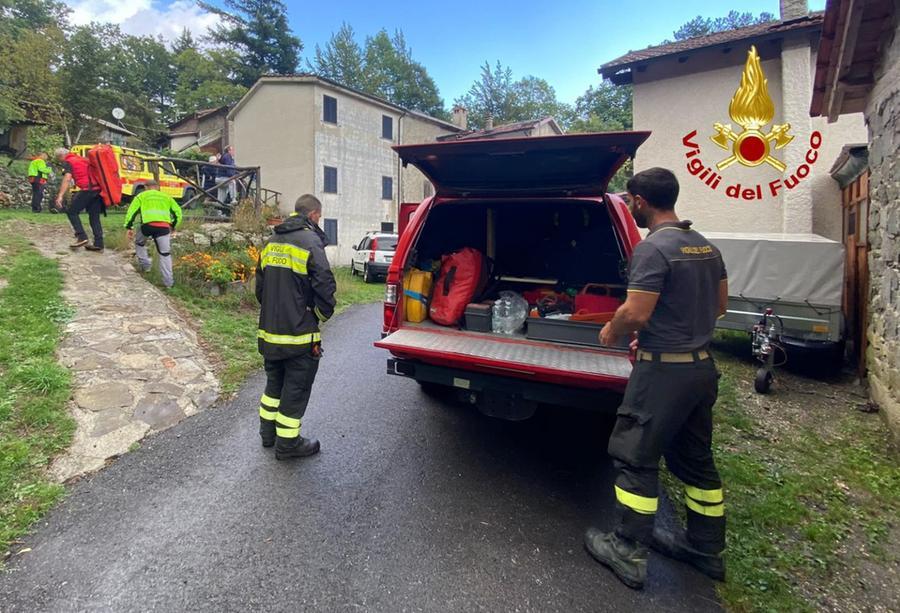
[54,147,104,252]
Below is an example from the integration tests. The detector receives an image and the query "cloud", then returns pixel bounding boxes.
[64,0,220,42]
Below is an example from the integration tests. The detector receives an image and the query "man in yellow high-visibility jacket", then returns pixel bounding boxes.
[124,180,183,288]
[27,153,51,212]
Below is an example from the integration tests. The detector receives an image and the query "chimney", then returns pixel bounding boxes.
[780,0,808,21]
[451,105,468,130]
[485,115,494,131]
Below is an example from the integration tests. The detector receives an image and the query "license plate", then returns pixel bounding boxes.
[385,256,393,263]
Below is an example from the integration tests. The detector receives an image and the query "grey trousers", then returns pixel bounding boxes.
[135,226,174,288]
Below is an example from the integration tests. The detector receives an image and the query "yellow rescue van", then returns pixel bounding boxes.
[71,144,194,202]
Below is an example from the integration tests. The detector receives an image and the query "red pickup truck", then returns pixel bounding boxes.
[375,132,650,420]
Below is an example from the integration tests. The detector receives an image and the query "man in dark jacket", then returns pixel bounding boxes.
[255,194,337,459]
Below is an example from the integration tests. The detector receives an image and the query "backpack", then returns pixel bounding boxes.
[86,144,122,207]
[429,247,490,326]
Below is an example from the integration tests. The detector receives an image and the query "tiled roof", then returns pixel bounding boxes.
[436,117,561,141]
[599,12,824,80]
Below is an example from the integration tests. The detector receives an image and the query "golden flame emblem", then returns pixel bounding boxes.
[711,46,793,171]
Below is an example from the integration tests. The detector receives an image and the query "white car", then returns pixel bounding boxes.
[351,232,398,282]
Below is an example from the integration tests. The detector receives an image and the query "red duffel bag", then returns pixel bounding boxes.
[430,247,487,326]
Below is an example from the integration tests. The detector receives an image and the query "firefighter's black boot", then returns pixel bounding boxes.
[275,436,320,460]
[584,527,648,589]
[651,526,725,581]
[259,419,275,448]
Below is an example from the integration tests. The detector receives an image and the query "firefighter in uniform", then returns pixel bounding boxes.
[255,194,336,459]
[585,167,729,589]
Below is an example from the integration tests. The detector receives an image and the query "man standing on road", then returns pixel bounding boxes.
[27,152,51,212]
[585,167,729,590]
[54,147,104,251]
[124,180,183,288]
[255,194,336,459]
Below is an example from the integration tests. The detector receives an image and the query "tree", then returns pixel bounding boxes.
[455,62,573,130]
[171,28,197,55]
[671,11,775,41]
[361,30,445,117]
[308,23,365,90]
[173,46,247,115]
[454,61,515,129]
[569,82,633,133]
[510,76,574,129]
[199,0,302,88]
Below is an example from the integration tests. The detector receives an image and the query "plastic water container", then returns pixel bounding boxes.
[492,291,528,334]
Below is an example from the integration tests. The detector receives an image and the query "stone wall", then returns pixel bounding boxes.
[173,222,268,250]
[0,163,61,209]
[865,18,900,444]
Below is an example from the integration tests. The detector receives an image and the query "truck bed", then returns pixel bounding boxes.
[376,324,633,387]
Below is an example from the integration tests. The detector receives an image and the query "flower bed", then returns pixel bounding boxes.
[175,245,259,294]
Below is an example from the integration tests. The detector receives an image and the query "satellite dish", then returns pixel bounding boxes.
[112,107,125,120]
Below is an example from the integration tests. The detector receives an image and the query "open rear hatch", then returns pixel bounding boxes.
[375,327,632,391]
[394,131,650,197]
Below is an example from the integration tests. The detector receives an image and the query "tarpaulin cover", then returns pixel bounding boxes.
[705,233,844,307]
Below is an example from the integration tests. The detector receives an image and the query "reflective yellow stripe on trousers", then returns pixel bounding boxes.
[685,485,725,517]
[259,394,280,420]
[275,413,301,438]
[615,485,658,515]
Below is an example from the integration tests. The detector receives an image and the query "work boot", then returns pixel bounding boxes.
[259,420,275,448]
[70,238,88,248]
[85,245,104,252]
[584,527,647,589]
[651,526,725,581]
[275,436,320,460]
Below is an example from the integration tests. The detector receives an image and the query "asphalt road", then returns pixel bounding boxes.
[0,304,719,612]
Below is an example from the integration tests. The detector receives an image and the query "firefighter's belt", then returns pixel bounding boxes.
[636,349,710,363]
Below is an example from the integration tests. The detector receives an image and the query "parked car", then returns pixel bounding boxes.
[351,232,399,283]
[71,144,194,203]
[374,132,650,419]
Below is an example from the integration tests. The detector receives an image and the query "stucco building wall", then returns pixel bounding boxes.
[230,78,458,265]
[632,34,866,240]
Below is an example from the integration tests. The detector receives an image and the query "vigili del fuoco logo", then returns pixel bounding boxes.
[681,45,823,201]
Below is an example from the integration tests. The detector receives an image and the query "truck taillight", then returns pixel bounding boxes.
[384,283,398,305]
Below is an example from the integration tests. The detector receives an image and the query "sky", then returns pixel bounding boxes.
[63,0,827,107]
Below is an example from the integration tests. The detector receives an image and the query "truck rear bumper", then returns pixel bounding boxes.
[387,358,622,417]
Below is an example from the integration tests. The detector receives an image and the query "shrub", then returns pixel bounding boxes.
[175,246,260,287]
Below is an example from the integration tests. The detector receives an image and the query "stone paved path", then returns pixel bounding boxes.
[15,221,220,481]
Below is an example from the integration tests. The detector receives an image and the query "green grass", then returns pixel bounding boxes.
[154,253,383,394]
[665,338,900,612]
[0,231,75,557]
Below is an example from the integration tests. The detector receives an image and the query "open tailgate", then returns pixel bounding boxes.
[375,327,632,391]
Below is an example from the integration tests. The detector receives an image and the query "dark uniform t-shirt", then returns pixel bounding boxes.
[627,220,726,352]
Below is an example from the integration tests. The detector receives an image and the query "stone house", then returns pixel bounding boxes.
[599,0,867,242]
[228,75,463,265]
[166,106,231,154]
[810,0,899,442]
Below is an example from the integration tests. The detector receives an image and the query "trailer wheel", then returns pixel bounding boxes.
[754,368,773,394]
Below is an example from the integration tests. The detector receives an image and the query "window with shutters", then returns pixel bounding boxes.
[323,95,337,124]
[382,115,393,139]
[324,166,337,193]
[324,219,338,245]
[382,176,393,200]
